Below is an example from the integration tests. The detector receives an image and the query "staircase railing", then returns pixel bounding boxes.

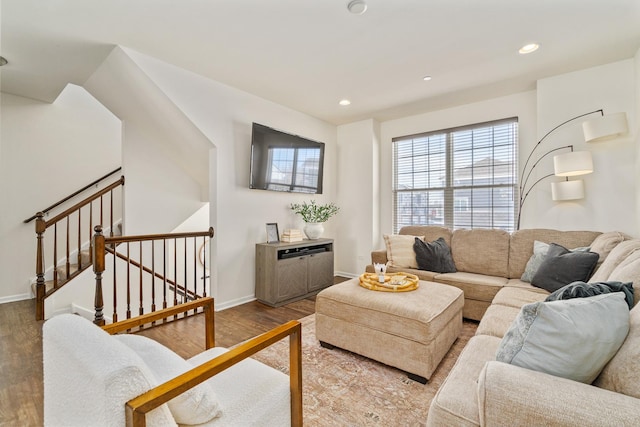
[31,171,125,320]
[92,226,214,326]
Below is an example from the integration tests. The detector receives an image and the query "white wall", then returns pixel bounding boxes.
[635,48,640,233]
[122,49,338,309]
[376,91,538,248]
[534,59,637,235]
[84,47,210,236]
[0,86,121,301]
[335,119,380,275]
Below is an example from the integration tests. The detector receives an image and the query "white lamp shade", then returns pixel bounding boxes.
[551,180,584,201]
[554,151,593,177]
[583,112,628,143]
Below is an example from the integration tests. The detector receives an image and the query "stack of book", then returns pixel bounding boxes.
[281,229,304,242]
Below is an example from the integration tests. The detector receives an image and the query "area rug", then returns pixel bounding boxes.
[252,314,477,426]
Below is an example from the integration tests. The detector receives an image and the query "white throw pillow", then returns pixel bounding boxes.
[495,293,629,384]
[115,334,222,425]
[383,234,421,268]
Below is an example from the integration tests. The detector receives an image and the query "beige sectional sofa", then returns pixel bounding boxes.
[367,226,607,321]
[368,226,640,426]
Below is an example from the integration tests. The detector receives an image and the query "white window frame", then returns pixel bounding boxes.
[392,117,518,233]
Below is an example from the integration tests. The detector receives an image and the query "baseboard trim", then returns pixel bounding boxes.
[215,295,256,311]
[70,303,112,323]
[335,271,357,279]
[0,293,32,304]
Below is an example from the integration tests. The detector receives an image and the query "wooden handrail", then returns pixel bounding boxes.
[104,227,214,245]
[124,319,303,427]
[44,176,125,228]
[24,167,122,223]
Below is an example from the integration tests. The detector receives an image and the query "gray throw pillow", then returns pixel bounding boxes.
[496,293,630,383]
[413,237,457,273]
[531,243,599,292]
[546,280,634,309]
[521,241,590,283]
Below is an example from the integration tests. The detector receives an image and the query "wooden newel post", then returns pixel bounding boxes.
[35,212,46,320]
[92,225,106,326]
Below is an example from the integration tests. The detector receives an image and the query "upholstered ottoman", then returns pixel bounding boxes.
[315,278,464,383]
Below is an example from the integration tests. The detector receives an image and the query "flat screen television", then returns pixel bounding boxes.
[250,122,325,194]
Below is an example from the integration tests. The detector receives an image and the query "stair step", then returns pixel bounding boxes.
[55,250,91,280]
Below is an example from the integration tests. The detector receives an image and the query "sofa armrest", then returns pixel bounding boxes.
[371,249,388,265]
[478,361,640,427]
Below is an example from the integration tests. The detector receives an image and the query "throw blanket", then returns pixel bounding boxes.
[545,281,634,309]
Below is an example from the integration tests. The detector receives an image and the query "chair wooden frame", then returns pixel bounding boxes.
[101,297,303,427]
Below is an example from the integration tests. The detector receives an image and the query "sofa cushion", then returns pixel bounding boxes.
[413,237,457,273]
[504,279,550,295]
[605,249,640,307]
[187,348,291,427]
[115,334,222,425]
[475,304,521,338]
[434,272,507,302]
[589,239,640,283]
[508,229,601,279]
[496,293,629,383]
[427,334,500,427]
[399,225,453,246]
[545,281,634,309]
[493,285,549,308]
[590,231,628,264]
[531,243,599,292]
[520,241,591,283]
[594,303,640,399]
[383,234,420,268]
[451,228,510,277]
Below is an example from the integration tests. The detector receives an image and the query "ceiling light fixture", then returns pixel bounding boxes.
[347,0,367,15]
[0,56,8,66]
[423,76,432,81]
[519,43,539,54]
[339,99,351,106]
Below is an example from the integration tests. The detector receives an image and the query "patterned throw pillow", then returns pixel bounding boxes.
[383,234,421,268]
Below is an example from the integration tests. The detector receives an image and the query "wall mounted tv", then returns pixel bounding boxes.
[250,122,325,194]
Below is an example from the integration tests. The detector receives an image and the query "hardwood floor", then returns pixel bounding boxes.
[0,277,349,426]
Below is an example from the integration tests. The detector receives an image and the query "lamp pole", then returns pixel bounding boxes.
[516,109,603,229]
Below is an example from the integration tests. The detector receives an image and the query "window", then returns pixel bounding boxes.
[392,118,518,233]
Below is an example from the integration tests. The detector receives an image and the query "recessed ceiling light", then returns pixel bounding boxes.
[339,99,351,106]
[347,0,367,15]
[423,76,432,81]
[519,43,540,54]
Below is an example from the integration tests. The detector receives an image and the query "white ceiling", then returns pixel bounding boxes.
[2,0,640,125]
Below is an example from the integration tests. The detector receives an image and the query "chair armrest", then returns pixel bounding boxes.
[125,320,302,427]
[371,249,388,265]
[102,297,216,349]
[478,361,640,427]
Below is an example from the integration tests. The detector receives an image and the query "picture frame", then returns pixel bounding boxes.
[266,223,280,243]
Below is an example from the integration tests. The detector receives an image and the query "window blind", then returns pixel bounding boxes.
[392,117,518,233]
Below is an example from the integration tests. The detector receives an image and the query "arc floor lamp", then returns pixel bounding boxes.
[517,109,628,229]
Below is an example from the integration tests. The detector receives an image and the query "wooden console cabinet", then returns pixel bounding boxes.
[255,238,334,307]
